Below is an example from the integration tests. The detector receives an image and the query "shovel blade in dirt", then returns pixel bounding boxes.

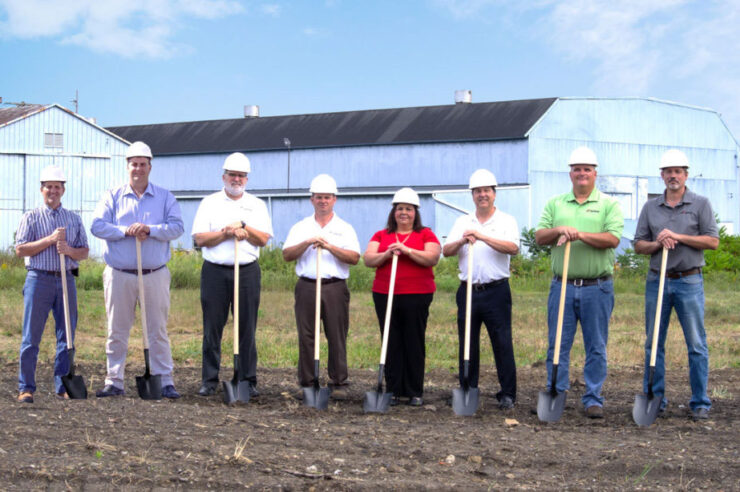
[452,386,480,416]
[363,390,392,413]
[537,389,567,422]
[222,355,250,404]
[136,348,162,400]
[632,393,661,427]
[303,383,330,410]
[61,349,87,399]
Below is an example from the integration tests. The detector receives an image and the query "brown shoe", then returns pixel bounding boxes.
[18,391,33,403]
[293,388,305,401]
[585,405,604,419]
[330,386,348,400]
[56,392,70,400]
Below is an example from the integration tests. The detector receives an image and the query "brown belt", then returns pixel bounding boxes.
[654,267,701,279]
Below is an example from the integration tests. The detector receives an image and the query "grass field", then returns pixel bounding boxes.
[1,273,737,374]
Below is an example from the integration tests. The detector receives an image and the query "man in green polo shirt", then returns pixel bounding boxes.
[535,146,624,419]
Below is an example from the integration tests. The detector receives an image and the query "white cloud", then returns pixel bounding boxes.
[260,3,281,16]
[0,0,245,58]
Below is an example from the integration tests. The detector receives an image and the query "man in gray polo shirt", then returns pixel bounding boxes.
[633,149,719,420]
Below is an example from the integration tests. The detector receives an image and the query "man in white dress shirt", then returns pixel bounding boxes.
[282,174,360,399]
[191,153,273,397]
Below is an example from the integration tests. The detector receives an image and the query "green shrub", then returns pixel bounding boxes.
[705,227,740,275]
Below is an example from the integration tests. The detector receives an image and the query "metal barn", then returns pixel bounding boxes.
[107,97,739,252]
[0,104,130,257]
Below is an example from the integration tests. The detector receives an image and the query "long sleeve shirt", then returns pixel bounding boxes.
[91,182,184,270]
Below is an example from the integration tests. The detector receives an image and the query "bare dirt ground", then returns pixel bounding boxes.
[1,360,737,490]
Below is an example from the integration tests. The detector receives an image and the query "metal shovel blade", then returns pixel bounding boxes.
[303,384,330,410]
[452,386,480,416]
[136,373,162,400]
[222,379,250,404]
[61,350,87,399]
[537,389,567,422]
[632,393,661,427]
[363,390,392,414]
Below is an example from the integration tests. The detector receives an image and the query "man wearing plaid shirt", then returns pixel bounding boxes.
[15,166,89,403]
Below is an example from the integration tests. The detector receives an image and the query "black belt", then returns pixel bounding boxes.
[652,267,701,279]
[462,278,508,291]
[206,260,256,270]
[35,269,72,278]
[299,276,345,285]
[114,265,165,275]
[554,275,611,286]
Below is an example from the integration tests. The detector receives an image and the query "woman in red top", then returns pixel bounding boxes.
[364,188,440,406]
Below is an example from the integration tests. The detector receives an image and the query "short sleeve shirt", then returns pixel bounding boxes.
[445,209,519,282]
[191,189,273,265]
[536,189,624,278]
[16,205,89,271]
[283,213,360,279]
[370,228,440,294]
[633,188,718,272]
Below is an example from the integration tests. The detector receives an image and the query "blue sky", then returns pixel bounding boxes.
[1,0,739,139]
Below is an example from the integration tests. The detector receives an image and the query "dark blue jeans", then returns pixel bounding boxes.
[19,270,77,394]
[643,271,710,411]
[546,277,614,408]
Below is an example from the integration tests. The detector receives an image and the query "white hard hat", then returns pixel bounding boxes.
[40,166,66,183]
[659,149,689,169]
[568,146,598,167]
[392,187,420,207]
[125,141,153,160]
[222,152,251,173]
[309,174,338,194]
[469,169,498,189]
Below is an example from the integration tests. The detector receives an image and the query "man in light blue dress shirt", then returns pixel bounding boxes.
[91,141,184,398]
[15,166,89,403]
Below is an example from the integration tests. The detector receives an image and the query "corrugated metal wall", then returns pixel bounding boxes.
[0,106,129,257]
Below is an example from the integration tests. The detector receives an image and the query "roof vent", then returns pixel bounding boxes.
[244,105,260,118]
[454,90,472,104]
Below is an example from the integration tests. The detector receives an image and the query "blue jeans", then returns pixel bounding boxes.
[546,277,614,408]
[643,271,710,411]
[18,270,77,394]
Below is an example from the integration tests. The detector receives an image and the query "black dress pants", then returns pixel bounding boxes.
[456,279,516,401]
[372,292,433,398]
[200,260,261,387]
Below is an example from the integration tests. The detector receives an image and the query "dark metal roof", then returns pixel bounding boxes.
[0,104,46,127]
[107,98,557,155]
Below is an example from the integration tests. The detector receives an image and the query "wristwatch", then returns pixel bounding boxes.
[240,220,246,229]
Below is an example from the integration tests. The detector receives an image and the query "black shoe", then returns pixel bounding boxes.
[198,384,216,397]
[408,396,423,407]
[389,396,401,406]
[498,395,515,410]
[691,407,709,420]
[162,385,181,399]
[96,385,124,398]
[248,383,259,398]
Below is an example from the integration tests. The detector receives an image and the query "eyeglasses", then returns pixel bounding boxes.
[225,172,247,179]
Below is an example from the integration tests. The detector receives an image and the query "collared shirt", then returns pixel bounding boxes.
[537,188,624,278]
[445,209,520,283]
[91,182,184,270]
[283,213,360,279]
[15,204,88,271]
[191,189,273,265]
[633,187,718,272]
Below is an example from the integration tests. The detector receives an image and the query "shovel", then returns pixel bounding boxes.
[453,243,479,416]
[537,240,571,422]
[59,250,87,399]
[223,238,250,404]
[633,246,668,426]
[364,254,399,413]
[303,246,330,410]
[135,238,162,400]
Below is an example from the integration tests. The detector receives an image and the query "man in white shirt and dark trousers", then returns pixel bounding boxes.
[282,174,360,400]
[191,153,273,397]
[443,169,520,410]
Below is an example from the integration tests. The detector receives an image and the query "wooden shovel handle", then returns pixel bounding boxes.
[314,246,322,360]
[379,254,398,365]
[463,243,474,361]
[59,253,73,351]
[649,247,669,367]
[552,241,571,366]
[136,238,150,350]
[234,238,240,355]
